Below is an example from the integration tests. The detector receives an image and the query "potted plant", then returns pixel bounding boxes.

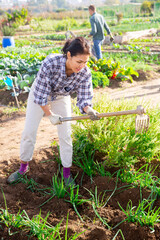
[1,25,15,48]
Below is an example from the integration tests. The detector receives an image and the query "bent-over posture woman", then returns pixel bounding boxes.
[7,37,98,186]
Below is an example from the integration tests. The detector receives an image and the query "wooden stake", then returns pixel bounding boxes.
[12,83,20,109]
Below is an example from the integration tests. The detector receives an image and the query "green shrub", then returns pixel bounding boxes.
[88,58,139,83]
[140,1,152,14]
[80,20,90,28]
[1,26,15,36]
[109,20,116,26]
[103,9,115,17]
[55,18,78,32]
[116,12,123,24]
[5,8,28,28]
[91,70,109,88]
[72,96,160,168]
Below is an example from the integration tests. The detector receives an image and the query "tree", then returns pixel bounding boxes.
[140,1,152,13]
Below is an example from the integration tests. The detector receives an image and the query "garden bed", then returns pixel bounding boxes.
[0,147,160,240]
[1,77,160,239]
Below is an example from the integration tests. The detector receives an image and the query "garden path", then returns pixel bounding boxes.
[0,116,58,162]
[96,77,160,108]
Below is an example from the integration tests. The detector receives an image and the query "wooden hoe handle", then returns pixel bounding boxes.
[60,105,146,122]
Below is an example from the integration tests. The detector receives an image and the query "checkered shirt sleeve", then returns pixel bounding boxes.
[33,56,54,106]
[76,70,93,113]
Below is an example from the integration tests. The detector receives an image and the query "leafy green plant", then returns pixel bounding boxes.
[0,47,50,91]
[0,78,6,89]
[110,18,160,33]
[0,204,83,239]
[72,96,160,168]
[5,8,28,28]
[91,70,109,88]
[94,160,112,177]
[0,189,62,239]
[112,43,150,53]
[80,20,90,28]
[66,185,88,221]
[55,18,78,32]
[32,33,66,41]
[51,174,67,198]
[141,1,152,14]
[0,47,140,92]
[86,170,119,209]
[85,187,110,229]
[15,39,56,48]
[88,58,139,82]
[85,186,108,209]
[40,173,67,207]
[19,72,35,89]
[118,199,160,229]
[116,12,123,24]
[22,211,62,239]
[119,164,160,198]
[112,229,125,240]
[103,51,159,70]
[1,26,15,36]
[73,147,96,182]
[19,175,40,192]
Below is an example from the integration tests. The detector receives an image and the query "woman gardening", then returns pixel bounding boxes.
[7,37,99,186]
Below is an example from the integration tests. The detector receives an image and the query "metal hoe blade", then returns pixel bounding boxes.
[135,114,150,133]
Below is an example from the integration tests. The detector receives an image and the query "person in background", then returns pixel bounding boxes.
[88,4,114,60]
[7,37,99,187]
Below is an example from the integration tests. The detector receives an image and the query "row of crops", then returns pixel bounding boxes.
[0,46,142,95]
[0,44,160,100]
[16,16,160,35]
[1,33,160,95]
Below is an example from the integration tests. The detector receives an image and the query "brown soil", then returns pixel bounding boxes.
[0,150,160,240]
[0,70,160,239]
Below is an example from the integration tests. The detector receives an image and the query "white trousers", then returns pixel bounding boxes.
[20,88,73,168]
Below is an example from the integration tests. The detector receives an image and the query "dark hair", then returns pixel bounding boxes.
[62,37,91,57]
[88,5,96,12]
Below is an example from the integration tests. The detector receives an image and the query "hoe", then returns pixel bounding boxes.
[60,105,149,133]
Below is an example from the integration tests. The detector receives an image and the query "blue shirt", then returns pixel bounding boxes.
[90,12,111,40]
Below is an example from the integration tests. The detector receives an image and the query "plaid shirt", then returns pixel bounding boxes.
[33,54,93,113]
